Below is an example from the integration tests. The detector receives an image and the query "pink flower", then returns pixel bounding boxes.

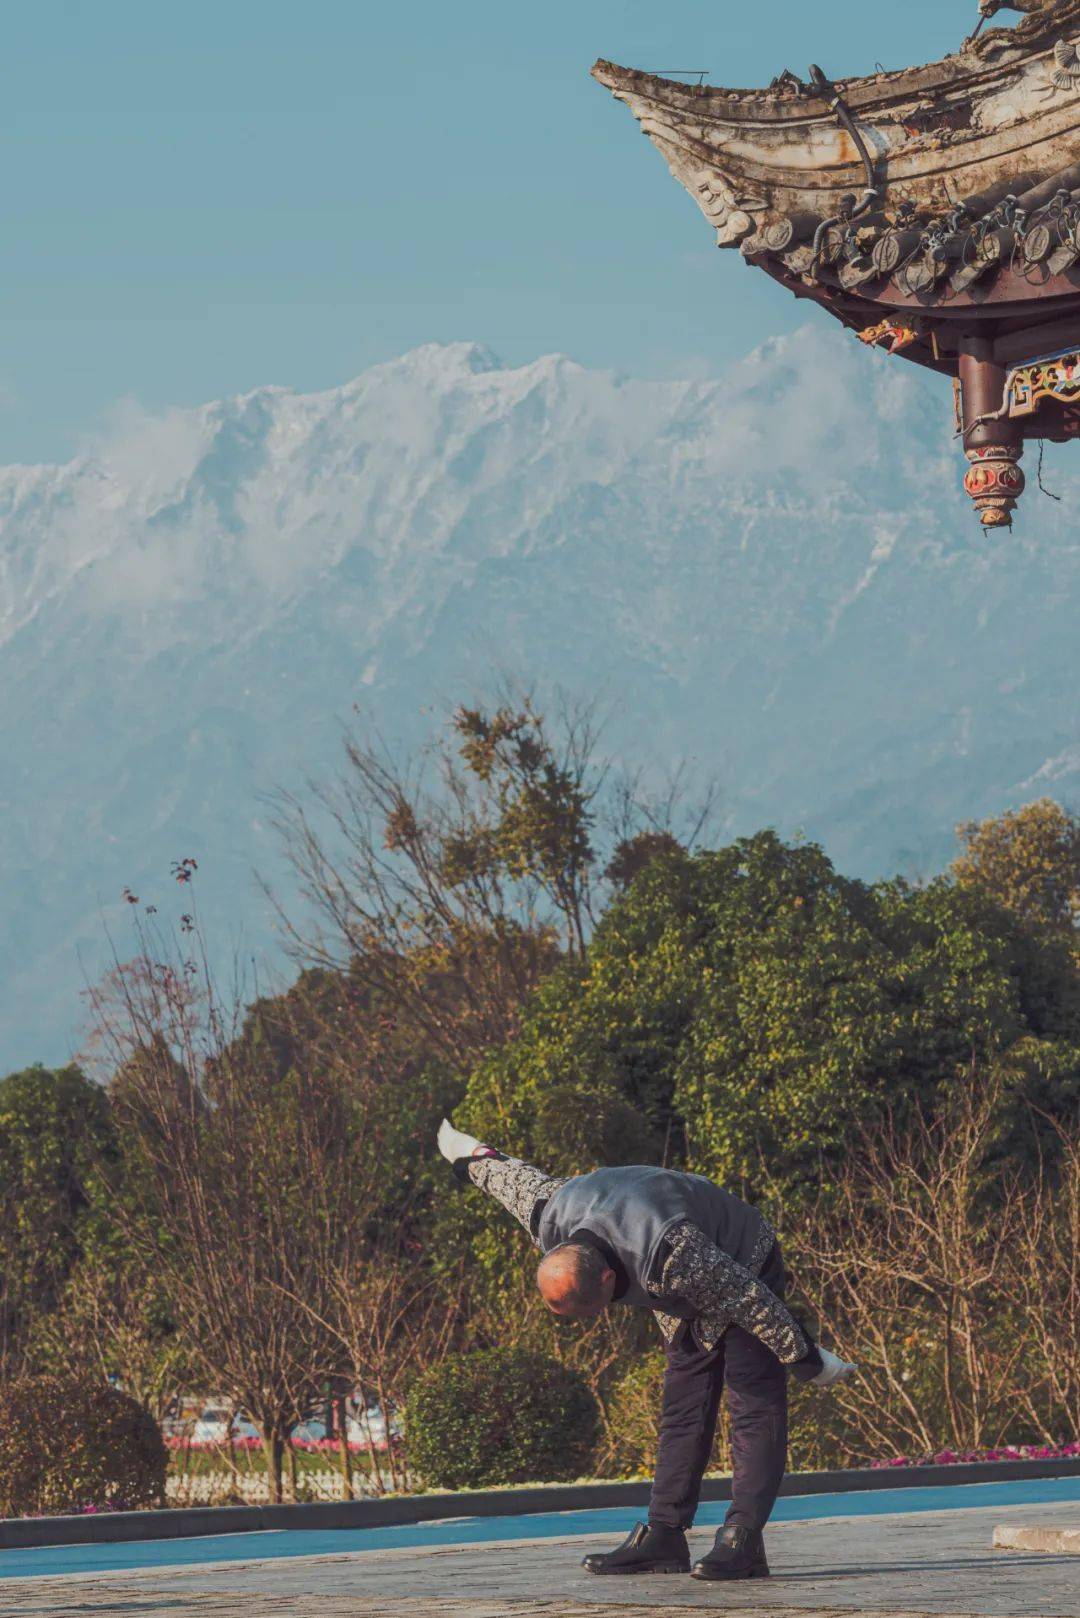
[868,1438,1079,1469]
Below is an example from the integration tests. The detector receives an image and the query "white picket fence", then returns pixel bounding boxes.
[166,1469,388,1505]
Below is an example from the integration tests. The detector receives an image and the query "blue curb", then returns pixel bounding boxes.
[2,1456,1079,1549]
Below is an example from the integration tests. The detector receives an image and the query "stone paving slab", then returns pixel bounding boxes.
[994,1522,1080,1554]
[5,1499,1080,1618]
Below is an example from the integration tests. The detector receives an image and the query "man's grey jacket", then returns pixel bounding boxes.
[460,1153,823,1378]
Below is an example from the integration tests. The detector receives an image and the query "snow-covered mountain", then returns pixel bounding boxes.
[3,330,1078,1069]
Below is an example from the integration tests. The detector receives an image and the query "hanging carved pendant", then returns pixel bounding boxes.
[964,447,1027,527]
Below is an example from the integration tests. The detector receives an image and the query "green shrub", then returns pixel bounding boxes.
[0,1376,167,1517]
[405,1348,600,1490]
[601,1353,666,1476]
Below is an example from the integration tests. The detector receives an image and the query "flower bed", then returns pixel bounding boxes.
[871,1441,1080,1469]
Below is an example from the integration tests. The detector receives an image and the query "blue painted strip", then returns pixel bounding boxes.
[3,1475,1078,1581]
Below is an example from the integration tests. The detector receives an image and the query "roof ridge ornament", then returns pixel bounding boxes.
[979,0,1057,16]
[970,0,1080,59]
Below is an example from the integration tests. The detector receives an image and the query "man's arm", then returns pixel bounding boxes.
[462,1156,566,1245]
[436,1118,565,1246]
[656,1223,844,1383]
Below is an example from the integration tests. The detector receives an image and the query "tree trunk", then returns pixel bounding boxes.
[941,1292,962,1447]
[337,1395,354,1500]
[363,1418,385,1496]
[262,1425,284,1505]
[378,1377,407,1495]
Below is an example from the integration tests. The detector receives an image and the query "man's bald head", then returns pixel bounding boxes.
[537,1243,617,1319]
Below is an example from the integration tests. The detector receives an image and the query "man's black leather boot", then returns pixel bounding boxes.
[582,1521,690,1575]
[691,1524,770,1580]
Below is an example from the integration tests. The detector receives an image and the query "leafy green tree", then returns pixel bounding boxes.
[953,799,1080,938]
[221,964,465,1251]
[604,831,685,893]
[0,1064,116,1370]
[460,832,1080,1202]
[27,1040,191,1418]
[32,1253,188,1424]
[452,703,596,957]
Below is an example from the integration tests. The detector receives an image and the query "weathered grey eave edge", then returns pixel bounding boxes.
[3,1457,1079,1550]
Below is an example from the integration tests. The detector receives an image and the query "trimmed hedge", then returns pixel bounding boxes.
[0,1376,167,1518]
[405,1348,600,1490]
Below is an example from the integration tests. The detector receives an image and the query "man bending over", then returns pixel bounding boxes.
[437,1120,854,1582]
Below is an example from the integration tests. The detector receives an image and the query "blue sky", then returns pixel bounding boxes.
[6,0,975,463]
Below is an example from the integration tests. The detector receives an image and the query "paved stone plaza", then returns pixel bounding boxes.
[3,1496,1078,1618]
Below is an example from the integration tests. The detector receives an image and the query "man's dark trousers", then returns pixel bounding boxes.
[648,1243,789,1533]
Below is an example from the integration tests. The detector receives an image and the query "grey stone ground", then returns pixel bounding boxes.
[4,1499,1079,1618]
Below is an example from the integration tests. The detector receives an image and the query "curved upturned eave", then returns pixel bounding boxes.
[594,42,1080,227]
[590,50,1032,126]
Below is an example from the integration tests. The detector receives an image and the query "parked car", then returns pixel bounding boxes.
[357,1404,403,1446]
[291,1405,402,1449]
[192,1406,260,1444]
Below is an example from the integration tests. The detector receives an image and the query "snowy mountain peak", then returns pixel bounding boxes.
[360,339,506,385]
